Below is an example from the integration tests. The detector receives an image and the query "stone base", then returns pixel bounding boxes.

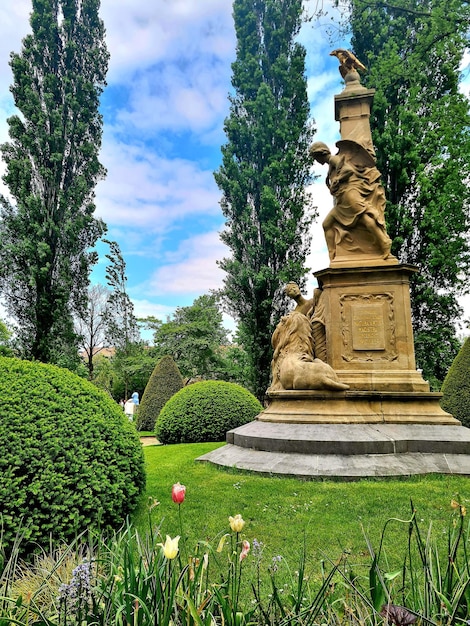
[197,421,470,479]
[263,390,459,425]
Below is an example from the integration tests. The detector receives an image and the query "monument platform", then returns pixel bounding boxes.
[197,421,470,478]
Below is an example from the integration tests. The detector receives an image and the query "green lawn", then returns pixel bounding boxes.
[134,442,470,577]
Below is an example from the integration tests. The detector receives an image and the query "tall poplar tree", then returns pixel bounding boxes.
[215,0,315,400]
[0,0,108,362]
[349,0,470,387]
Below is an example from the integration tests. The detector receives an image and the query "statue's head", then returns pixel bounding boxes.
[309,141,331,163]
[285,282,301,298]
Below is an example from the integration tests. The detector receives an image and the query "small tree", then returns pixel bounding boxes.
[145,294,229,380]
[136,355,184,432]
[75,283,110,379]
[441,337,470,427]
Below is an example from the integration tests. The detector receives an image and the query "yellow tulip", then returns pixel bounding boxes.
[229,514,245,532]
[159,535,180,559]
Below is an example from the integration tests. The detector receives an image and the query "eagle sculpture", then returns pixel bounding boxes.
[330,49,367,78]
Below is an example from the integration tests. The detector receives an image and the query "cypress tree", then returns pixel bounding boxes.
[215,0,315,400]
[0,0,109,362]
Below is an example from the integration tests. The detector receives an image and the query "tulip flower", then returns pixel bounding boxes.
[229,514,245,532]
[172,482,186,504]
[159,535,180,559]
[240,540,250,562]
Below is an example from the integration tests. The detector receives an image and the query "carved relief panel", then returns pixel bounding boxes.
[340,293,398,362]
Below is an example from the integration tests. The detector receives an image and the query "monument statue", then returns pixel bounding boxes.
[199,47,465,480]
[285,281,327,362]
[329,48,366,79]
[310,140,392,262]
[268,310,349,392]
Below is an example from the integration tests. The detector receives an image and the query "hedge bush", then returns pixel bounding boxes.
[0,357,146,555]
[155,380,262,444]
[441,337,470,427]
[136,355,184,431]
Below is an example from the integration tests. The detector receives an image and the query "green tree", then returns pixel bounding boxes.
[0,0,108,363]
[136,355,184,431]
[348,0,470,386]
[103,239,140,351]
[441,337,470,427]
[143,294,230,381]
[214,0,315,400]
[103,239,142,399]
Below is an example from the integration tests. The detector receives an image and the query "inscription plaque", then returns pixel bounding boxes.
[352,305,385,351]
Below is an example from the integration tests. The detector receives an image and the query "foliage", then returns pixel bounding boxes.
[360,498,470,624]
[90,343,158,402]
[2,481,470,625]
[214,0,316,400]
[0,356,145,556]
[0,0,108,363]
[349,0,470,386]
[0,319,14,357]
[155,381,262,444]
[103,239,140,352]
[143,294,230,382]
[441,337,470,427]
[136,355,184,432]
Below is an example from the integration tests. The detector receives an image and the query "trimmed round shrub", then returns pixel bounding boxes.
[136,355,184,431]
[0,357,146,555]
[155,381,263,444]
[441,337,470,427]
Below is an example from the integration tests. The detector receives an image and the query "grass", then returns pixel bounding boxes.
[134,442,470,578]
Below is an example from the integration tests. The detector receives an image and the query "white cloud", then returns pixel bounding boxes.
[101,0,234,84]
[95,136,221,233]
[144,230,227,297]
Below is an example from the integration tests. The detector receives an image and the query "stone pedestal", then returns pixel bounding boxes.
[315,264,428,392]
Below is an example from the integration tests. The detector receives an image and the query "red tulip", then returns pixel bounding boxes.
[172,482,186,504]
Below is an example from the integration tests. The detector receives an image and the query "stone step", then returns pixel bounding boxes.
[226,421,470,456]
[197,443,470,479]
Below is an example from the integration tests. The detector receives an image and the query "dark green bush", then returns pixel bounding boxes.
[0,357,146,555]
[441,337,470,427]
[136,355,184,431]
[155,380,262,444]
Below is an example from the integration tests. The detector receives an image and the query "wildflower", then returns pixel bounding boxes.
[229,514,245,532]
[240,540,250,562]
[148,497,160,510]
[159,535,180,559]
[270,555,282,573]
[252,538,263,557]
[172,482,186,504]
[380,604,417,626]
[57,559,93,607]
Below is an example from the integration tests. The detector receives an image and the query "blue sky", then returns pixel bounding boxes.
[0,0,469,334]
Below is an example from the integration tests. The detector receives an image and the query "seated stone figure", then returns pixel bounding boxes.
[284,281,314,316]
[268,311,349,392]
[285,281,327,362]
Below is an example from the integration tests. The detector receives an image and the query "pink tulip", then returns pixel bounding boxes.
[172,482,186,504]
[240,540,250,562]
